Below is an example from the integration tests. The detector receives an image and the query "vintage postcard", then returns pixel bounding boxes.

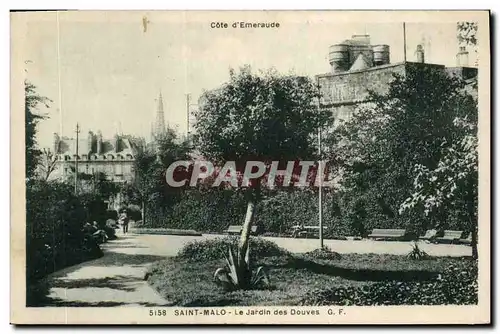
[10,10,490,325]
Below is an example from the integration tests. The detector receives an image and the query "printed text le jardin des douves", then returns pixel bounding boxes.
[150,308,346,317]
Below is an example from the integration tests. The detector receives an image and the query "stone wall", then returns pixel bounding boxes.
[317,62,448,125]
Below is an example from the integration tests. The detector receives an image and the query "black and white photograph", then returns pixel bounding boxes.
[10,10,490,325]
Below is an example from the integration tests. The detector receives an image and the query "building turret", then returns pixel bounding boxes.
[328,44,350,73]
[154,91,167,137]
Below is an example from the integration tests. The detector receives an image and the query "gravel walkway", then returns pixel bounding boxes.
[38,234,170,307]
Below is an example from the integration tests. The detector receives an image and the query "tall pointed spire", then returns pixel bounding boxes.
[154,91,166,138]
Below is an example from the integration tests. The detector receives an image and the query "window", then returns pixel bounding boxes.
[115,164,123,176]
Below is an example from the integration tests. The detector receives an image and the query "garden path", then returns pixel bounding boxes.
[37,233,170,307]
[35,231,471,307]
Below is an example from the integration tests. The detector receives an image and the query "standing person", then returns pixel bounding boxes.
[120,209,129,234]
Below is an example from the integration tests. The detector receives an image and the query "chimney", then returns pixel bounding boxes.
[416,44,425,63]
[53,133,60,154]
[351,34,370,45]
[456,46,469,67]
[114,134,120,153]
[87,131,94,154]
[373,45,390,66]
[97,131,103,155]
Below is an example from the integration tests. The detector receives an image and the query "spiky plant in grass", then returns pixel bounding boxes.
[213,243,270,291]
[407,242,431,260]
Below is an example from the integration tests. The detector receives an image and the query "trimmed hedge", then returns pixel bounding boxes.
[140,187,472,238]
[176,236,291,262]
[303,247,342,261]
[131,228,202,236]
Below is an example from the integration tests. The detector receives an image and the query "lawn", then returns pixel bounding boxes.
[146,237,477,307]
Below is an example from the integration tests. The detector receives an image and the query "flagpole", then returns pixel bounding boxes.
[316,76,324,249]
[403,22,407,62]
[74,123,80,195]
[56,12,63,137]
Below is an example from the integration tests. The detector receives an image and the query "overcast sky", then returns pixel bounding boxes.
[16,11,470,149]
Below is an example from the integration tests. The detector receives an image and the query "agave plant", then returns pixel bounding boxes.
[213,243,270,291]
[407,242,431,260]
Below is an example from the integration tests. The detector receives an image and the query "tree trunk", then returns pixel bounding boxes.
[141,200,145,226]
[238,192,258,267]
[471,223,478,260]
[466,175,478,260]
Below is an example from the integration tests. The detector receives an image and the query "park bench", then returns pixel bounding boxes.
[457,232,472,245]
[419,229,438,241]
[225,225,258,235]
[434,230,464,244]
[291,225,328,238]
[367,229,407,241]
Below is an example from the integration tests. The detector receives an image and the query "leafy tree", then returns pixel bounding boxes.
[124,127,191,225]
[25,80,51,180]
[331,65,477,237]
[90,171,120,199]
[37,148,58,181]
[457,22,478,47]
[457,21,478,67]
[194,66,332,267]
[400,116,478,258]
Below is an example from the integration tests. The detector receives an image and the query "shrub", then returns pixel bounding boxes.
[176,236,290,262]
[214,246,271,291]
[406,242,431,260]
[304,246,342,260]
[26,180,104,294]
[127,204,142,221]
[299,260,478,306]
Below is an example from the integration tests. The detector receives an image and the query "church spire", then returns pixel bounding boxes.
[154,91,167,138]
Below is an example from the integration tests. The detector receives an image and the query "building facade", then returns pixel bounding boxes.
[316,34,478,127]
[50,130,138,183]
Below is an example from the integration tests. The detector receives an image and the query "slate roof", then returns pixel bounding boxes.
[56,137,137,158]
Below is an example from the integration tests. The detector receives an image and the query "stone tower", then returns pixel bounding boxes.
[154,91,166,138]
